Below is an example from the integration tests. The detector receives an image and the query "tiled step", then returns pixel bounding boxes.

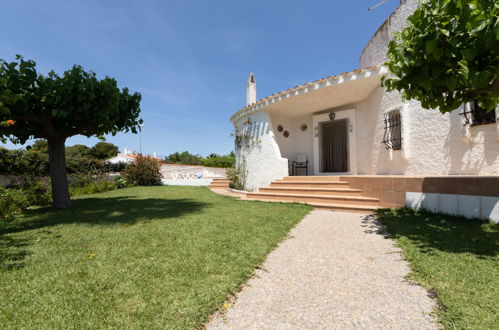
[282,176,342,182]
[270,180,350,188]
[244,198,377,213]
[246,192,379,206]
[309,202,378,213]
[208,178,230,189]
[259,187,363,196]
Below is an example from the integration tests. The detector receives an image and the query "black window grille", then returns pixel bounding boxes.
[460,101,496,126]
[382,109,402,150]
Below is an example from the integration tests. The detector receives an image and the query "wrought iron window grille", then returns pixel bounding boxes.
[382,109,402,150]
[459,101,496,126]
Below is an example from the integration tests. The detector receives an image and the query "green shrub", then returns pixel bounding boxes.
[0,187,29,220]
[112,175,128,189]
[201,154,235,168]
[225,167,244,190]
[69,179,118,196]
[125,155,162,186]
[24,178,51,205]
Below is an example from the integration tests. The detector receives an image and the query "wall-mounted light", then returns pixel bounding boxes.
[329,112,336,121]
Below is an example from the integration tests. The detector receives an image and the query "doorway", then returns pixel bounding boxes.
[319,119,348,173]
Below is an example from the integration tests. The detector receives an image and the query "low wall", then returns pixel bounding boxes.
[160,164,226,179]
[342,175,499,222]
[161,178,213,186]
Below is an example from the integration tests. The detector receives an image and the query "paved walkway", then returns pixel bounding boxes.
[207,210,436,329]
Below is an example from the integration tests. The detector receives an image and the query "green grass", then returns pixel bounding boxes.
[0,186,311,329]
[376,208,499,329]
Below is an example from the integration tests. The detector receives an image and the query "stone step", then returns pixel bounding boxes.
[282,176,343,182]
[259,187,363,196]
[209,183,229,187]
[270,181,350,188]
[246,192,379,206]
[211,179,230,183]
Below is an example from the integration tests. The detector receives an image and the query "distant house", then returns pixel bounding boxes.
[230,0,498,222]
[107,148,162,164]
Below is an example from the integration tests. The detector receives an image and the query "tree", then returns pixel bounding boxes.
[30,139,48,153]
[66,144,92,159]
[0,56,142,208]
[382,0,499,113]
[165,151,203,165]
[90,142,119,159]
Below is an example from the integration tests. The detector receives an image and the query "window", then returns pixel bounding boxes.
[460,101,497,126]
[382,109,402,150]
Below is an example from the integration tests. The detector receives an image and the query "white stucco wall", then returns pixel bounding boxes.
[360,0,419,68]
[270,114,314,173]
[356,87,499,175]
[234,111,288,191]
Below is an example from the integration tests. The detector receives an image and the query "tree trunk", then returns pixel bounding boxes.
[47,136,71,208]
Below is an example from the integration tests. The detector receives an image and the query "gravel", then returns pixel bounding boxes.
[207,210,437,329]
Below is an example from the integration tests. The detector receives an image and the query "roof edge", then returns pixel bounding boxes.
[230,65,387,124]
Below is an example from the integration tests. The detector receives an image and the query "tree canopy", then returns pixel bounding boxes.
[382,0,499,113]
[90,142,119,160]
[0,55,142,207]
[0,56,142,144]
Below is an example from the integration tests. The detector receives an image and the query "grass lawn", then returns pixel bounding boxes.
[376,208,499,329]
[0,186,311,329]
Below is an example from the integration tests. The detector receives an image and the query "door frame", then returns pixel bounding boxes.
[313,109,357,175]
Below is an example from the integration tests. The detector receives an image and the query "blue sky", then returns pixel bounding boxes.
[1,0,400,158]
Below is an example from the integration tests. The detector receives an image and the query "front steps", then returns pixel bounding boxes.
[246,176,380,213]
[208,178,230,189]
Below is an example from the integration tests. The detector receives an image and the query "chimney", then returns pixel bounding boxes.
[246,72,256,105]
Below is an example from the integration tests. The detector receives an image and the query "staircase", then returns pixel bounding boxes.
[208,178,230,189]
[245,176,380,213]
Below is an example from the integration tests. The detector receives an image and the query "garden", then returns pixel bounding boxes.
[0,146,161,221]
[0,186,311,328]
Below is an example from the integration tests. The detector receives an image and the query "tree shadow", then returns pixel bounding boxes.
[368,208,499,258]
[0,235,31,271]
[0,196,207,270]
[1,196,207,236]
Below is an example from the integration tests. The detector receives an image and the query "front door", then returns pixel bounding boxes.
[320,119,348,172]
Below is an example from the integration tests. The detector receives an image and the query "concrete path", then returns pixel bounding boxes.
[207,210,436,329]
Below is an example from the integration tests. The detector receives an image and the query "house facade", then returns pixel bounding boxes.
[230,0,499,221]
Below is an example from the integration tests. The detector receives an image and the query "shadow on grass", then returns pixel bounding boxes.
[0,195,207,270]
[1,196,207,236]
[0,235,31,271]
[370,208,499,258]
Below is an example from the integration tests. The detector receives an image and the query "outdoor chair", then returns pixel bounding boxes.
[291,153,308,176]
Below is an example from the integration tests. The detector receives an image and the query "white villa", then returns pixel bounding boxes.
[230,0,499,222]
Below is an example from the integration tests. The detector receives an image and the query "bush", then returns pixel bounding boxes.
[125,155,162,186]
[24,178,51,206]
[113,175,128,189]
[69,179,118,196]
[0,187,29,220]
[201,154,235,168]
[225,167,244,190]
